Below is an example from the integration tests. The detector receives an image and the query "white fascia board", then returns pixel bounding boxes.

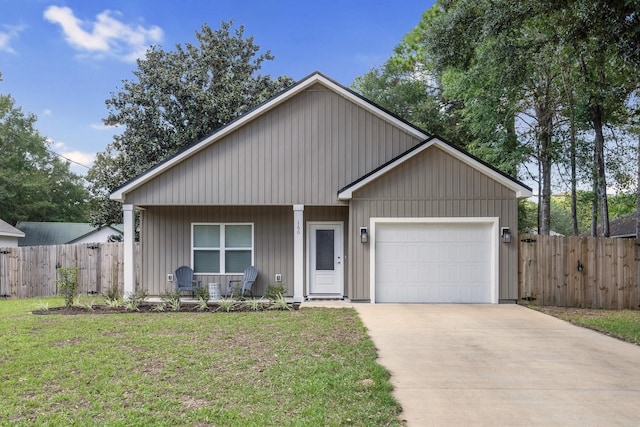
[338,139,437,200]
[338,138,533,200]
[1,231,25,238]
[110,72,428,202]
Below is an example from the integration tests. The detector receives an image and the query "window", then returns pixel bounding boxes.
[192,223,253,274]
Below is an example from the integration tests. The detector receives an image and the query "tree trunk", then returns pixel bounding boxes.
[591,161,598,237]
[570,133,578,235]
[592,104,610,237]
[636,132,640,244]
[536,105,553,235]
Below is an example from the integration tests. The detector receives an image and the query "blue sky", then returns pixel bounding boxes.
[0,1,432,175]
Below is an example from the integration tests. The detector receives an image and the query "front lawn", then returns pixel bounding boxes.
[0,298,403,426]
[533,306,640,345]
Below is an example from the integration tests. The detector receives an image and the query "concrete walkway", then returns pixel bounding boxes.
[354,304,640,426]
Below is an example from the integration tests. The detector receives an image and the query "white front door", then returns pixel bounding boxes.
[308,222,343,297]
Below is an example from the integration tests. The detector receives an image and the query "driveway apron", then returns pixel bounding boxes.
[354,304,640,426]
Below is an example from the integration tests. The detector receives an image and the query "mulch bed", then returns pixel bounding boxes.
[33,302,300,315]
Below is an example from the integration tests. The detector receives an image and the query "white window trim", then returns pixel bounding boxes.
[191,223,254,275]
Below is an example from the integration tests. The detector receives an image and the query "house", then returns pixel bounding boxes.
[110,72,532,304]
[16,222,124,246]
[0,219,25,248]
[582,211,638,239]
[608,212,638,238]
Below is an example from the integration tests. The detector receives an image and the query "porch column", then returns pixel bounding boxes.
[123,204,135,299]
[293,204,304,303]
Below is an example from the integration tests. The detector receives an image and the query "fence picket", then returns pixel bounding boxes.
[0,243,138,298]
[519,234,640,309]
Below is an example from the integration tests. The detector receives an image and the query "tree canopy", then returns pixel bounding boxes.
[0,74,88,226]
[88,22,295,226]
[354,0,640,236]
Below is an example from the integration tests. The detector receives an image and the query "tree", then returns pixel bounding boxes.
[554,0,640,236]
[422,0,566,233]
[0,75,88,225]
[352,8,474,148]
[88,22,294,226]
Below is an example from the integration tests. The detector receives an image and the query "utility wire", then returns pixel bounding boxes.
[46,148,91,170]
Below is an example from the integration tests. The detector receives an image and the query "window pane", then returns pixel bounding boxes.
[225,225,252,248]
[194,225,220,247]
[316,230,334,271]
[194,250,220,273]
[225,250,251,273]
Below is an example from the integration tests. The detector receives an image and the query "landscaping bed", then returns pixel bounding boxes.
[33,300,299,315]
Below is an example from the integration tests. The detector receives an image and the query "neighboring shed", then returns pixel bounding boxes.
[16,222,123,246]
[0,219,25,248]
[110,72,532,304]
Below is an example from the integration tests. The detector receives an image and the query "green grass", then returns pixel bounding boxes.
[0,297,403,426]
[535,306,640,344]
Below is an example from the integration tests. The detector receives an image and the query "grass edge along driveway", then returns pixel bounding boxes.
[0,297,404,426]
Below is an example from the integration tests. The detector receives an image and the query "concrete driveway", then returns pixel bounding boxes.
[354,304,640,426]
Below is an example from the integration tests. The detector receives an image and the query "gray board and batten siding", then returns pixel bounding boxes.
[347,145,519,301]
[141,205,347,297]
[125,84,423,206]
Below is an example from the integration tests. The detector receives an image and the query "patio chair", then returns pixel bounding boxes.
[174,265,202,297]
[225,266,259,298]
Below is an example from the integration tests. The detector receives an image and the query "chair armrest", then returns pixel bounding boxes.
[227,279,241,284]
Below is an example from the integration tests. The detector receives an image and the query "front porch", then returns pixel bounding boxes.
[121,204,349,301]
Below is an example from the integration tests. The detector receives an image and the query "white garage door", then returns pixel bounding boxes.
[375,221,496,303]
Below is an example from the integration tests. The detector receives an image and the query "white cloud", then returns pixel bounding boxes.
[0,24,27,53]
[43,109,53,117]
[43,6,163,62]
[90,123,118,131]
[51,140,96,173]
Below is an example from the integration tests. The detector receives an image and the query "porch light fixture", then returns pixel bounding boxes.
[360,227,368,243]
[501,227,511,243]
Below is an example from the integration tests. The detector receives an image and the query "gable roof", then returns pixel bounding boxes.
[16,222,123,246]
[111,71,429,202]
[0,218,25,238]
[338,136,533,199]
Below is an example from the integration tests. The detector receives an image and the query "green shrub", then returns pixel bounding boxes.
[265,283,286,301]
[196,297,209,311]
[57,267,79,307]
[103,285,122,307]
[161,290,182,312]
[195,285,210,301]
[269,295,291,311]
[227,283,249,300]
[217,298,236,312]
[124,288,148,312]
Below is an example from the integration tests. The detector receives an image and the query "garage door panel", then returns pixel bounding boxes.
[375,221,495,303]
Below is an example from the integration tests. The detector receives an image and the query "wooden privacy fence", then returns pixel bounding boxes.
[0,243,140,298]
[519,234,640,309]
